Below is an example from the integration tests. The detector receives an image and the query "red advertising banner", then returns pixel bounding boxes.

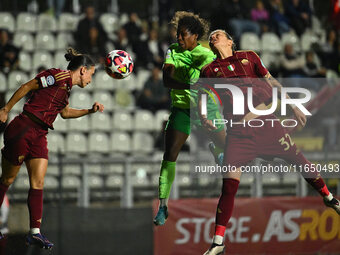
[153,197,340,255]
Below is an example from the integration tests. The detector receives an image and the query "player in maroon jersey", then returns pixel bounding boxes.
[201,30,340,255]
[0,48,104,250]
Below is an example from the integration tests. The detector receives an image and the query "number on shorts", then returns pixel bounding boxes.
[278,133,295,151]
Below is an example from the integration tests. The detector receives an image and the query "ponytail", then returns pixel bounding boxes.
[64,48,95,71]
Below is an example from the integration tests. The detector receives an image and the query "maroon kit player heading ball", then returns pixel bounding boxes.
[0,48,104,249]
[200,30,340,255]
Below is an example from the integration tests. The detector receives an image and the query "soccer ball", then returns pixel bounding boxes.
[105,50,134,79]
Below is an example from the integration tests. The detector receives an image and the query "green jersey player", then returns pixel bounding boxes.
[154,11,226,226]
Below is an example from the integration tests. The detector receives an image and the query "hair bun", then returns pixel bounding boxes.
[64,48,81,62]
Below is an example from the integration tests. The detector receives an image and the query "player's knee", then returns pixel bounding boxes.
[0,175,16,186]
[30,179,44,189]
[163,150,178,162]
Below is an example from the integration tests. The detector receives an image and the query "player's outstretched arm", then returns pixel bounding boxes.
[163,64,190,90]
[264,72,306,127]
[60,102,104,119]
[0,79,39,123]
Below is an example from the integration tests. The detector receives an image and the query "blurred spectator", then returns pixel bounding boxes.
[137,66,170,113]
[319,29,339,72]
[280,43,305,77]
[284,0,312,36]
[113,28,130,51]
[134,28,164,69]
[123,13,143,45]
[226,0,261,43]
[46,0,65,18]
[304,51,326,78]
[0,29,19,74]
[266,0,291,36]
[330,0,340,31]
[251,0,270,33]
[75,5,108,61]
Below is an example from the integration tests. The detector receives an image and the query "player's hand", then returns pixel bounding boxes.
[201,117,217,131]
[0,107,9,123]
[89,102,104,113]
[293,107,306,127]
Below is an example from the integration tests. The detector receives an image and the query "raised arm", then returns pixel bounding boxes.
[60,102,104,119]
[0,79,39,123]
[162,64,190,90]
[264,72,306,127]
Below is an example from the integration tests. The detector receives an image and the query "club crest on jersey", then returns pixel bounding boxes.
[227,64,235,71]
[214,68,219,72]
[47,75,55,86]
[241,59,249,65]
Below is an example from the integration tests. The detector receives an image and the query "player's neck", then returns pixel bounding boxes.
[218,48,233,59]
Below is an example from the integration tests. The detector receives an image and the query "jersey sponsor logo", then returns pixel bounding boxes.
[40,76,48,87]
[241,59,249,65]
[47,75,55,86]
[18,155,25,163]
[227,64,235,71]
[165,49,172,59]
[214,68,219,72]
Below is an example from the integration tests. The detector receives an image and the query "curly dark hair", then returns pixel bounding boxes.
[170,11,210,40]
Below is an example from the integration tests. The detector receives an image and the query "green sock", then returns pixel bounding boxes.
[159,160,176,200]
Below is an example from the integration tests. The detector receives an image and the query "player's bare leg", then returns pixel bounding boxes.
[25,158,53,250]
[204,169,242,255]
[154,128,189,226]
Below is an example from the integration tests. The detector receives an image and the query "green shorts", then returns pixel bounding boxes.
[165,105,224,135]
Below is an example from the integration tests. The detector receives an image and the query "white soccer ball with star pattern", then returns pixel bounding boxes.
[105,50,134,79]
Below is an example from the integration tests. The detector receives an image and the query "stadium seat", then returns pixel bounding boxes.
[0,73,7,92]
[35,32,56,51]
[37,14,57,32]
[106,174,123,188]
[110,132,131,153]
[53,115,67,132]
[99,13,119,33]
[262,172,280,185]
[68,115,90,132]
[69,90,92,109]
[54,50,68,69]
[281,33,301,52]
[33,51,53,70]
[13,32,35,51]
[132,163,154,174]
[119,13,129,26]
[88,132,110,153]
[116,73,137,91]
[16,13,36,32]
[240,32,261,52]
[107,163,124,174]
[301,32,319,52]
[47,132,65,154]
[8,71,28,90]
[114,88,135,110]
[46,165,59,176]
[282,172,299,184]
[56,32,74,50]
[136,69,151,91]
[14,176,30,190]
[58,13,79,31]
[0,12,15,32]
[155,110,169,131]
[240,173,255,185]
[131,172,149,187]
[65,132,88,154]
[18,51,32,72]
[260,52,278,70]
[92,91,114,111]
[88,175,104,188]
[44,176,58,189]
[177,174,192,187]
[132,132,154,153]
[261,32,282,52]
[90,112,112,131]
[112,111,133,131]
[94,70,114,90]
[63,164,81,175]
[134,110,154,131]
[62,175,81,189]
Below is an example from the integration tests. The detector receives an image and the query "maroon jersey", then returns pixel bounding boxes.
[23,68,73,129]
[201,51,272,121]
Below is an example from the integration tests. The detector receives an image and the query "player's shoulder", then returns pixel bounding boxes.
[235,50,260,59]
[168,43,180,51]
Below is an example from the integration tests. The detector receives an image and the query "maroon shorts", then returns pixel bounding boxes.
[224,114,310,168]
[2,113,48,165]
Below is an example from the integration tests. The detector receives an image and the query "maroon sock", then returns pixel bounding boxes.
[304,175,330,197]
[215,178,240,234]
[27,189,43,229]
[0,183,9,207]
